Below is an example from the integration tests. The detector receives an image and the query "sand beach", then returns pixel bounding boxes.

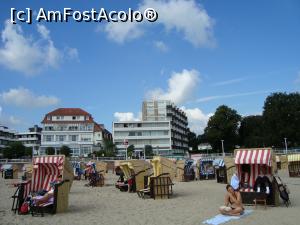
[0,169,300,225]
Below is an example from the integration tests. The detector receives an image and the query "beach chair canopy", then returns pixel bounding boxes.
[287,154,300,163]
[151,156,176,180]
[31,155,73,192]
[200,157,214,163]
[213,158,225,167]
[235,148,272,166]
[120,160,152,179]
[234,148,274,190]
[1,164,13,170]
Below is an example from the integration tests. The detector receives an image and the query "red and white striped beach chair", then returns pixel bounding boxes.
[12,155,73,214]
[234,148,279,206]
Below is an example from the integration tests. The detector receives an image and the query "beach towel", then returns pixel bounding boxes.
[202,210,253,225]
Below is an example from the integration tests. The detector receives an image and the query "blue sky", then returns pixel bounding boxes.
[0,0,299,134]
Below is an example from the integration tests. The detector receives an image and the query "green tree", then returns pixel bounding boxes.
[103,138,116,157]
[144,145,153,157]
[263,92,300,147]
[60,145,71,157]
[45,147,55,155]
[239,115,265,148]
[127,145,135,158]
[204,105,241,153]
[3,146,13,159]
[187,129,199,151]
[24,147,33,157]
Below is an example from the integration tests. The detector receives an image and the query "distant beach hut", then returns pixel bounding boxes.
[71,161,84,180]
[287,154,300,177]
[198,157,215,180]
[1,164,18,179]
[234,148,279,206]
[214,157,235,184]
[176,159,195,182]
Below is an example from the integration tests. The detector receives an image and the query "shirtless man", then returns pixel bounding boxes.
[219,184,244,216]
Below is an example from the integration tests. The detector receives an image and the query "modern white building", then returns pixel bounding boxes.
[40,108,112,156]
[113,120,172,156]
[0,125,16,149]
[15,125,42,155]
[113,100,189,157]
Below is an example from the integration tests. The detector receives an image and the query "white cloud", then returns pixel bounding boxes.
[0,87,60,108]
[104,21,144,44]
[147,69,200,105]
[0,21,78,75]
[196,90,272,103]
[212,78,246,87]
[36,24,50,40]
[65,47,79,61]
[154,40,168,52]
[181,106,212,134]
[141,0,215,47]
[114,112,141,122]
[0,105,2,115]
[103,0,215,47]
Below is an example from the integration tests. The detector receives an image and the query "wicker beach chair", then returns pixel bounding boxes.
[119,160,152,192]
[234,148,280,206]
[2,164,18,179]
[11,155,73,215]
[147,157,175,199]
[287,154,300,177]
[199,157,215,180]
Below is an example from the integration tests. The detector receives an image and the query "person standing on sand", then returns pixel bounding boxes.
[219,184,244,216]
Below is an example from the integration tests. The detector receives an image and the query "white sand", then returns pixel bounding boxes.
[0,170,299,225]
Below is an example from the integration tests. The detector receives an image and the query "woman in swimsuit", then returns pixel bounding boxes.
[219,184,244,216]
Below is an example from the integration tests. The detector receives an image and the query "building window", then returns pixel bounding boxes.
[72,116,76,120]
[70,135,77,142]
[56,135,66,142]
[128,131,135,136]
[44,135,53,142]
[81,146,91,155]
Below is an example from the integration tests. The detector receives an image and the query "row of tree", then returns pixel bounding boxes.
[188,92,300,153]
[0,142,72,159]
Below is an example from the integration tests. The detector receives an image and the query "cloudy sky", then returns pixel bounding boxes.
[0,0,299,134]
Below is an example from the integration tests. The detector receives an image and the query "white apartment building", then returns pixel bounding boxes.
[15,125,42,155]
[40,108,112,156]
[113,100,189,157]
[0,125,16,149]
[113,121,172,156]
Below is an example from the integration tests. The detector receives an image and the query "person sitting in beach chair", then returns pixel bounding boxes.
[254,165,272,194]
[219,185,244,216]
[240,164,251,188]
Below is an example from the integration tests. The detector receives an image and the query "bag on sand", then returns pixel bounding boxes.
[20,202,29,214]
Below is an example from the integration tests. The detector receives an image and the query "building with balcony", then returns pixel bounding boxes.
[0,125,16,149]
[40,108,112,156]
[113,100,189,157]
[15,125,42,155]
